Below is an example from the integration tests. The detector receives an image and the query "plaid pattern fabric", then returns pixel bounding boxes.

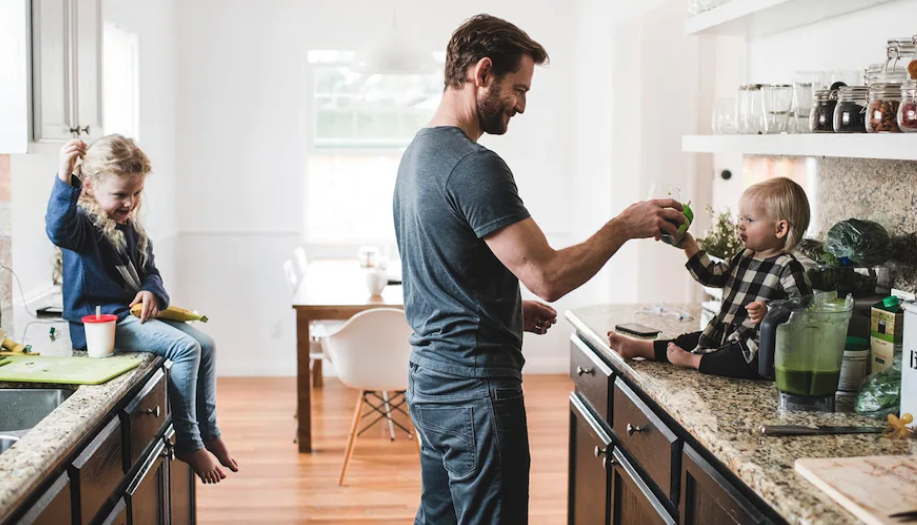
[687,249,811,361]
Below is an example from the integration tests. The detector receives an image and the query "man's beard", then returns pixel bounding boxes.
[477,84,512,135]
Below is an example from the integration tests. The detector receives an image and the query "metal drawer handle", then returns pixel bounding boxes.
[69,125,90,135]
[144,406,161,418]
[594,446,617,470]
[626,423,646,436]
[576,366,595,376]
[594,446,607,458]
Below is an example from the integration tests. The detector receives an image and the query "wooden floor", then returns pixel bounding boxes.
[197,375,573,524]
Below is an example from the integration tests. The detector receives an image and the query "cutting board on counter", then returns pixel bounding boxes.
[0,354,142,385]
[795,455,917,525]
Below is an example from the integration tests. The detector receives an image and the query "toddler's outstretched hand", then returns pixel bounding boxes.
[746,301,767,324]
[59,139,86,183]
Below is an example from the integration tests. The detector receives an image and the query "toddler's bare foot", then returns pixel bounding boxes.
[666,343,701,370]
[176,448,226,484]
[205,437,239,472]
[607,331,639,359]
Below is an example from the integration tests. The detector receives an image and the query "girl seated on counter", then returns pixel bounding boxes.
[608,177,813,379]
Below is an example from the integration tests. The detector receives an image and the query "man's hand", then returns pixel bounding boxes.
[616,199,686,242]
[130,291,160,323]
[746,301,767,324]
[59,139,86,183]
[523,301,557,335]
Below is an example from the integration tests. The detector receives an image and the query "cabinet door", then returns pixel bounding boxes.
[32,0,75,142]
[13,473,72,525]
[681,444,768,525]
[73,0,102,140]
[568,393,612,525]
[127,440,167,525]
[0,0,30,153]
[165,426,196,525]
[610,449,675,525]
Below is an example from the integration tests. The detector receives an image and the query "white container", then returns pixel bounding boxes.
[365,269,387,296]
[901,302,917,430]
[82,314,118,358]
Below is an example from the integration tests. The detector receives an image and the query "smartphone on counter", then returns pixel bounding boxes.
[614,323,661,337]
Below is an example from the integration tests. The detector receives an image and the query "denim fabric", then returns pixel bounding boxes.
[407,363,530,525]
[115,316,220,454]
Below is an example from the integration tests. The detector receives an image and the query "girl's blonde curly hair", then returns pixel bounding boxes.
[53,134,152,284]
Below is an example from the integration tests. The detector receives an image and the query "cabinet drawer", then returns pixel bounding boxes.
[569,336,614,422]
[98,498,127,525]
[13,473,71,525]
[613,378,681,505]
[70,417,123,525]
[681,445,769,525]
[122,368,167,471]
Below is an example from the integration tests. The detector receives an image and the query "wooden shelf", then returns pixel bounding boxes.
[682,134,917,161]
[684,0,901,37]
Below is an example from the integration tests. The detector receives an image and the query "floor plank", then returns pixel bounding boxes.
[197,375,572,524]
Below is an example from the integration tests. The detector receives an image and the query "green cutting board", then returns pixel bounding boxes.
[0,354,143,385]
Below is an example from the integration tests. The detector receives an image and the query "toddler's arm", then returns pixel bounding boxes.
[779,258,812,300]
[681,233,736,289]
[46,141,93,251]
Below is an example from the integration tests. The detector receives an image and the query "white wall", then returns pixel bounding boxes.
[10,0,177,311]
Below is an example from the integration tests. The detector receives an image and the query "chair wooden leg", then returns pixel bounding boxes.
[339,390,365,486]
[311,358,323,388]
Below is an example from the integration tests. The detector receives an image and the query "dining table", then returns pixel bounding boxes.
[292,259,403,453]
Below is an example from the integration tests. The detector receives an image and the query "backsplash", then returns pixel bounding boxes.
[0,155,11,329]
[743,156,917,293]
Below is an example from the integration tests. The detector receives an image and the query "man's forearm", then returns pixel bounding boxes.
[541,218,631,300]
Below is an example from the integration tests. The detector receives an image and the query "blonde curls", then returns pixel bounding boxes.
[75,134,152,267]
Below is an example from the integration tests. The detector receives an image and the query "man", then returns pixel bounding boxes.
[393,14,685,525]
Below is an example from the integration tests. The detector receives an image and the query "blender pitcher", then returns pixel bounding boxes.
[758,292,855,412]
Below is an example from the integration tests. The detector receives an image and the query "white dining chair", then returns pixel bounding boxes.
[322,308,418,486]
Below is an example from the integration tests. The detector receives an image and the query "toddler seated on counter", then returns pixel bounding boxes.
[608,177,813,379]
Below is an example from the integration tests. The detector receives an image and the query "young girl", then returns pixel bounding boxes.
[608,177,813,379]
[47,135,238,484]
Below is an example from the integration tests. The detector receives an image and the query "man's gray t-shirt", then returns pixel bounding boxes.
[393,127,531,380]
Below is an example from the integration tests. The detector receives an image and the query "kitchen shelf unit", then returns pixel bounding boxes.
[684,0,901,37]
[682,134,917,161]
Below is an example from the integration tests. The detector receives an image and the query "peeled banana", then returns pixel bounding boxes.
[130,304,208,323]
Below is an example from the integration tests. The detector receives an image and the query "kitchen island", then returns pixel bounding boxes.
[566,304,917,525]
[0,336,195,524]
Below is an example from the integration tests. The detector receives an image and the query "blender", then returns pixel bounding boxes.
[759,293,855,412]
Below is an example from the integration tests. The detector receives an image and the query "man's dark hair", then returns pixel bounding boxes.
[444,14,549,90]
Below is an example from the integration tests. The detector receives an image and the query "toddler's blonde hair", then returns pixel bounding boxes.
[75,134,152,267]
[739,177,810,253]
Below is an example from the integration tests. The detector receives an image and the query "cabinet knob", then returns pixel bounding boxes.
[603,455,618,470]
[593,445,607,458]
[576,366,595,376]
[69,126,90,135]
[626,423,646,436]
[145,406,161,418]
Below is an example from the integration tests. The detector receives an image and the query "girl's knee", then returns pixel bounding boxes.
[172,337,202,361]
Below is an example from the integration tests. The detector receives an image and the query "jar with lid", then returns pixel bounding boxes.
[865,64,885,86]
[810,89,837,132]
[833,86,869,133]
[867,70,906,133]
[899,79,917,133]
[886,38,917,74]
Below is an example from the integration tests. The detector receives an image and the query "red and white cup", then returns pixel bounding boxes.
[82,314,118,358]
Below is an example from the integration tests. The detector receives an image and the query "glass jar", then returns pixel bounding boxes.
[899,80,917,133]
[865,64,885,86]
[867,84,903,132]
[887,38,917,74]
[810,89,837,133]
[833,86,868,133]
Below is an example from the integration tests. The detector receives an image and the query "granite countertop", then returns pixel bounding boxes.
[0,322,156,524]
[567,303,917,525]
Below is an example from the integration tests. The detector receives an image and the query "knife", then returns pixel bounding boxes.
[759,425,885,436]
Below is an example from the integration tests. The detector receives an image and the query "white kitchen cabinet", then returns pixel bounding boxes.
[0,0,30,153]
[32,0,103,143]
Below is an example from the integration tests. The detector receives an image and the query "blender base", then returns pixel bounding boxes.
[778,392,836,412]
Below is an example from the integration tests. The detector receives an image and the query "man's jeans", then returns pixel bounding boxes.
[407,363,531,525]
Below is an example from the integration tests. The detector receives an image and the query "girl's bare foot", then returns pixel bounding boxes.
[666,343,701,370]
[205,437,239,472]
[176,448,226,484]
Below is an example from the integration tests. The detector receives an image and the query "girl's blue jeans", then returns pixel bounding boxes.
[115,316,220,454]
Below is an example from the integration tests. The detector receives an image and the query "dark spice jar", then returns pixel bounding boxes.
[867,84,903,133]
[810,89,837,132]
[833,86,869,133]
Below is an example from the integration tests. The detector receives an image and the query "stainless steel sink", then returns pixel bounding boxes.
[0,435,19,454]
[0,389,75,433]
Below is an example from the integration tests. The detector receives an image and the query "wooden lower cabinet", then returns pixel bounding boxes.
[610,449,675,525]
[12,474,71,525]
[168,455,196,525]
[680,445,769,525]
[126,439,167,525]
[568,394,613,525]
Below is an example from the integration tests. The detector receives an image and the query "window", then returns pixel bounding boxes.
[304,51,443,249]
[102,22,139,139]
